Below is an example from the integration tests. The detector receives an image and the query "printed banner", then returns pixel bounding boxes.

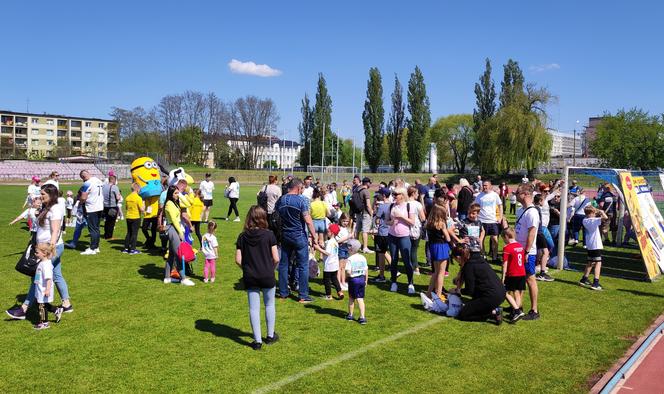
[619,172,664,279]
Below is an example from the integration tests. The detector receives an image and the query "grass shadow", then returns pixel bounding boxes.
[194,319,253,346]
[137,263,163,281]
[616,288,664,298]
[304,303,348,319]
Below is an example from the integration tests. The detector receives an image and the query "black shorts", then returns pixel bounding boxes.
[482,223,501,236]
[536,233,547,249]
[505,276,526,292]
[587,249,602,262]
[374,235,389,253]
[203,199,213,207]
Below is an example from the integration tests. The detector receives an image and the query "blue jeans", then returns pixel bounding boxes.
[25,243,68,307]
[389,234,413,284]
[548,224,560,244]
[68,218,88,246]
[278,234,309,299]
[571,214,587,245]
[87,211,101,250]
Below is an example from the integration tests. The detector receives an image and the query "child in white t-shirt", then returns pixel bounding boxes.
[336,213,353,291]
[34,243,64,330]
[345,239,368,324]
[201,221,219,283]
[314,224,344,300]
[10,197,41,236]
[580,206,608,291]
[65,191,74,227]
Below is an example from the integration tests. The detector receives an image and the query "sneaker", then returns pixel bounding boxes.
[233,217,241,222]
[358,317,367,325]
[62,305,74,313]
[362,248,374,254]
[224,218,229,221]
[390,282,398,292]
[94,248,100,253]
[5,306,26,320]
[121,249,129,254]
[510,308,526,323]
[164,278,172,284]
[64,242,76,249]
[211,278,216,283]
[298,297,313,304]
[372,276,387,283]
[54,307,64,323]
[203,278,209,283]
[265,333,280,345]
[522,310,540,321]
[414,269,421,276]
[579,278,591,287]
[34,322,50,330]
[346,314,354,321]
[371,266,380,271]
[181,278,195,286]
[591,283,603,291]
[323,295,332,300]
[250,341,262,350]
[80,248,97,255]
[129,250,141,255]
[341,283,348,291]
[494,307,503,325]
[567,240,577,246]
[337,292,344,300]
[407,284,416,294]
[396,271,402,278]
[536,272,555,282]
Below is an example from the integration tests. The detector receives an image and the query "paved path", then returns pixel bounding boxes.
[615,333,664,393]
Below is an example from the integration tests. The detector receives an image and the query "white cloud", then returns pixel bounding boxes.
[228,59,282,77]
[529,63,561,73]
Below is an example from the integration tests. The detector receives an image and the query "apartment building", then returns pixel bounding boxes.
[0,110,118,159]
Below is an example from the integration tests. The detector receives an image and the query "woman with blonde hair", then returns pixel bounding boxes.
[388,187,417,294]
[457,178,474,221]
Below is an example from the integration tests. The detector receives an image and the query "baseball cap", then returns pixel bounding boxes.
[32,176,40,183]
[328,223,340,236]
[347,239,362,254]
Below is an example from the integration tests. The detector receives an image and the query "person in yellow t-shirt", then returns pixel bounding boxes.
[123,183,145,254]
[189,189,205,247]
[141,196,159,250]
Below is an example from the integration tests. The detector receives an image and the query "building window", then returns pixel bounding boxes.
[99,122,105,129]
[31,129,39,135]
[47,140,54,146]
[85,121,92,127]
[85,132,92,139]
[31,118,39,124]
[98,143,104,149]
[46,130,54,136]
[46,119,54,125]
[98,133,105,138]
[31,139,39,146]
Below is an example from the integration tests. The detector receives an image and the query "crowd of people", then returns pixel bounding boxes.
[6,168,626,348]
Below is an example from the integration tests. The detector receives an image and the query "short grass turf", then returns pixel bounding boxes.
[1,184,663,393]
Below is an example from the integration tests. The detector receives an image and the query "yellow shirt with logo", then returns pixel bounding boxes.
[188,196,204,222]
[125,192,144,220]
[310,200,328,220]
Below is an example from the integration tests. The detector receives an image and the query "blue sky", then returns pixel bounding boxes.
[2,1,662,143]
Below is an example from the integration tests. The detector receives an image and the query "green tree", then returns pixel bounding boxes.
[429,114,474,173]
[119,131,167,157]
[172,126,204,165]
[472,58,496,172]
[386,75,407,172]
[406,66,431,172]
[312,73,333,166]
[499,59,524,108]
[590,109,664,169]
[298,93,314,169]
[362,67,384,173]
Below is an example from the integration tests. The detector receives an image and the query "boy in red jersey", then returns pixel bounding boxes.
[501,228,526,323]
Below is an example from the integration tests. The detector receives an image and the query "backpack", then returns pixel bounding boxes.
[257,185,268,211]
[350,187,366,215]
[177,242,196,263]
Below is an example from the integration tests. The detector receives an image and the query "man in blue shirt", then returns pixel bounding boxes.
[275,178,318,303]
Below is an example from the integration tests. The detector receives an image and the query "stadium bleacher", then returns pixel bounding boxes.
[0,160,130,181]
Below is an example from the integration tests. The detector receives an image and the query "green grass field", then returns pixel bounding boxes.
[1,184,663,393]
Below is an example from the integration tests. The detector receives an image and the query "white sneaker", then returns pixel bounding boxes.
[414,269,421,276]
[203,278,209,283]
[181,278,195,286]
[80,248,97,255]
[211,278,216,283]
[408,284,416,294]
[233,217,241,222]
[163,278,172,284]
[362,248,374,254]
[341,283,348,291]
[93,248,100,254]
[390,282,398,292]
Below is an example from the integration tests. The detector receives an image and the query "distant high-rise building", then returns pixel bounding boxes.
[0,110,118,159]
[582,117,603,157]
[547,129,581,158]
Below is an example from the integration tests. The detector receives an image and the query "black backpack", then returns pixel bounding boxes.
[257,185,268,211]
[350,187,366,214]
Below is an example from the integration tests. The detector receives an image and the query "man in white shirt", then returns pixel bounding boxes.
[199,173,215,222]
[79,170,104,255]
[302,176,314,201]
[514,183,540,321]
[324,183,338,206]
[474,180,502,263]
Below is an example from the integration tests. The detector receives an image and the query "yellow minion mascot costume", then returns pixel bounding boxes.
[130,157,163,249]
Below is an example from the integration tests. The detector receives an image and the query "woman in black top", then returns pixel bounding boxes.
[453,247,506,324]
[456,178,474,220]
[235,206,280,350]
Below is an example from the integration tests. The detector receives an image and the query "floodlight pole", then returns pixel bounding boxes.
[557,165,570,270]
[335,133,339,183]
[321,121,325,183]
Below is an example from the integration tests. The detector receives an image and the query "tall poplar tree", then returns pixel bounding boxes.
[499,59,524,108]
[298,93,314,169]
[362,67,384,172]
[472,58,497,173]
[406,66,431,172]
[386,75,406,172]
[312,73,332,166]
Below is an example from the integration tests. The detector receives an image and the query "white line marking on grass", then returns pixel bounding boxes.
[252,316,445,394]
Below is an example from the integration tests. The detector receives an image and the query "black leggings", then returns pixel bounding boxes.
[457,294,504,321]
[227,198,239,218]
[323,271,341,296]
[192,221,202,247]
[124,218,141,251]
[141,217,158,248]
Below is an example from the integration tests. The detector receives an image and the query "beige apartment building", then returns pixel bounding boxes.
[0,110,118,159]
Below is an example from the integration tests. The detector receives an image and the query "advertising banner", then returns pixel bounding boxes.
[619,172,664,279]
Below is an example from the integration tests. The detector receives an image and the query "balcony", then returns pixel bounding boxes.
[70,120,82,129]
[57,122,68,129]
[70,133,81,140]
[1,126,12,135]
